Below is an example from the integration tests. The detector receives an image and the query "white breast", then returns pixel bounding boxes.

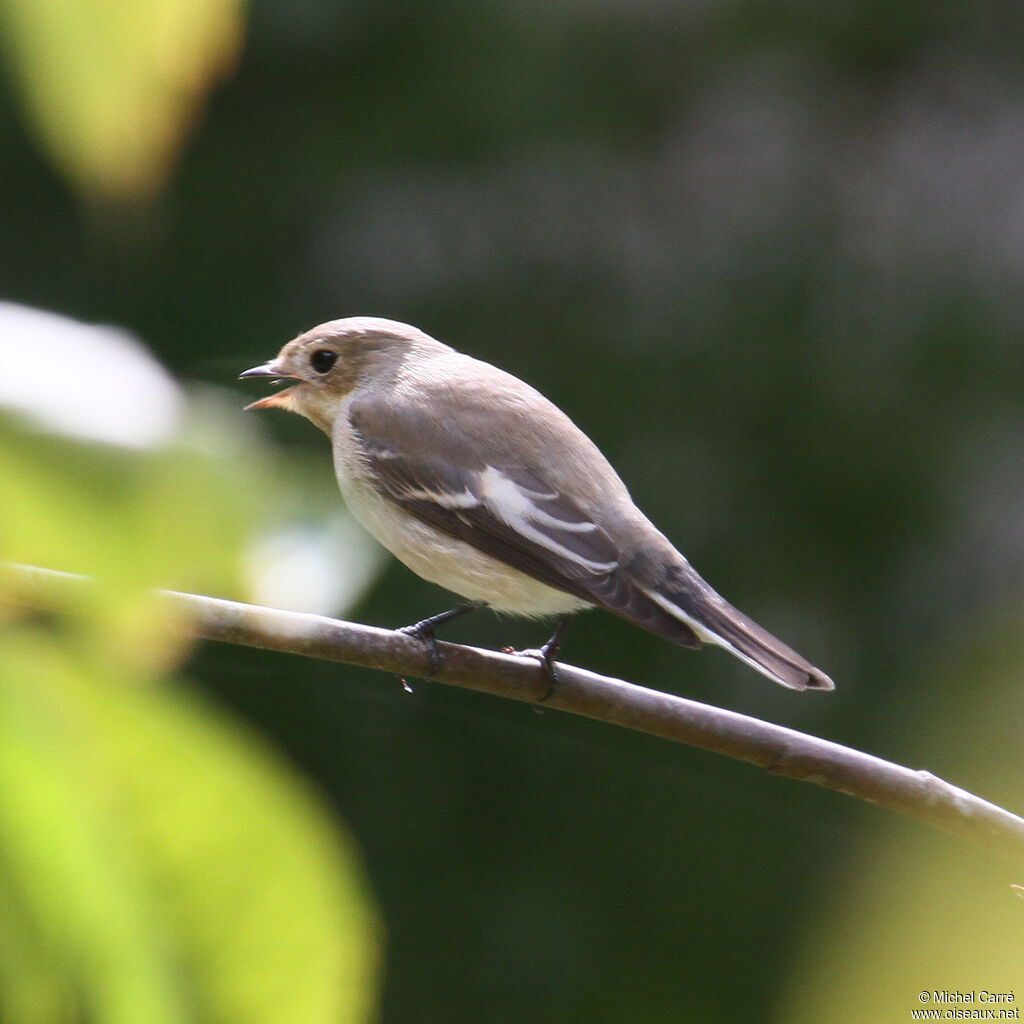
[330,411,590,616]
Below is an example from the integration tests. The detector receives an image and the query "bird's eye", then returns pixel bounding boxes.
[310,349,337,374]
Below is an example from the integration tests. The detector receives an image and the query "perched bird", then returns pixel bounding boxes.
[241,317,833,691]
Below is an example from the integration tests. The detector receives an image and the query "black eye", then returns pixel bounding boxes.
[310,349,337,374]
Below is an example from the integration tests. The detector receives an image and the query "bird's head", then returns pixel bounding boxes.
[240,316,441,434]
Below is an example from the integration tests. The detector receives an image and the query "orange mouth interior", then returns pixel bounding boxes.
[244,386,298,412]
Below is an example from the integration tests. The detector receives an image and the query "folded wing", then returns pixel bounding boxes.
[347,395,703,646]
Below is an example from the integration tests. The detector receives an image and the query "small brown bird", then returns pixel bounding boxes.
[241,317,833,691]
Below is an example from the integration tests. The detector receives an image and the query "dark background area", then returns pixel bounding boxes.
[3,0,1024,1019]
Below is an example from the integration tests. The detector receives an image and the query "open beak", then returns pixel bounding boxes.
[239,361,302,411]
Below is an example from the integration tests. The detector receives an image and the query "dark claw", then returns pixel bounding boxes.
[518,614,573,703]
[398,620,441,675]
[535,652,559,702]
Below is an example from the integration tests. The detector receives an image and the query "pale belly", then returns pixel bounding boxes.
[333,453,590,616]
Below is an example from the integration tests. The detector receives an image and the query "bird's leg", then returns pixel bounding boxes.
[398,601,487,675]
[527,614,573,702]
[400,601,487,639]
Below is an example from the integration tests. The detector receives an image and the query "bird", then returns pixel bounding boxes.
[240,317,833,692]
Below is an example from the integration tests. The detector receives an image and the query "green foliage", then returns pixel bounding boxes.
[0,420,379,1024]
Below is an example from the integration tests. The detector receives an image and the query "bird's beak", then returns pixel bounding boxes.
[239,361,302,411]
[239,361,294,380]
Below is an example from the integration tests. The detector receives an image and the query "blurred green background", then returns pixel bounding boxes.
[1,0,1023,1021]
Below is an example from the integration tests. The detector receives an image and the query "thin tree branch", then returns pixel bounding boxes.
[7,562,1024,869]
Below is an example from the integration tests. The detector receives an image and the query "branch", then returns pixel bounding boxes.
[8,563,1024,869]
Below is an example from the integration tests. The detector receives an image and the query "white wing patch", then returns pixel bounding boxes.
[477,466,617,574]
[399,484,479,510]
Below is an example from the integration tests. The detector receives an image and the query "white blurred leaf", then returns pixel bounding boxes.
[0,303,182,448]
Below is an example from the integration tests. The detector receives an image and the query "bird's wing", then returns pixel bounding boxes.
[346,393,702,645]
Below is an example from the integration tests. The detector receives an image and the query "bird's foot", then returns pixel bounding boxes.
[514,615,572,702]
[398,602,486,676]
[398,620,441,676]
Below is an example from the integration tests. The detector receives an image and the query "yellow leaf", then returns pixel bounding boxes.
[0,0,245,201]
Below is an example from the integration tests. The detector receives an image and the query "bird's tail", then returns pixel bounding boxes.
[643,563,834,691]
